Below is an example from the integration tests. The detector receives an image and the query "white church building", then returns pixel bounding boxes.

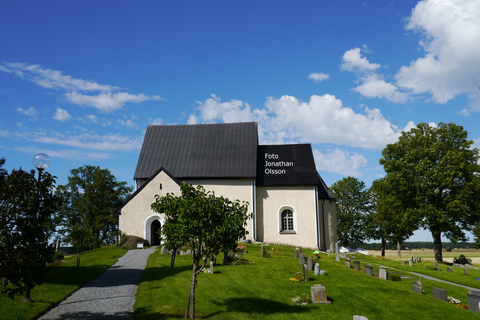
[118,122,337,250]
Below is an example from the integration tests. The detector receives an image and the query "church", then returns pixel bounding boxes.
[118,122,337,250]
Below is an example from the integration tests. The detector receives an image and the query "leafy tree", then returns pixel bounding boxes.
[330,176,373,247]
[380,122,480,262]
[151,182,251,319]
[370,177,418,257]
[56,165,132,253]
[0,158,59,300]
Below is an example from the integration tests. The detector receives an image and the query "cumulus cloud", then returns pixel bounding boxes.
[341,48,380,72]
[395,0,480,109]
[313,148,367,177]
[66,91,161,112]
[353,73,409,103]
[308,73,330,83]
[16,106,38,119]
[192,94,410,150]
[53,107,72,122]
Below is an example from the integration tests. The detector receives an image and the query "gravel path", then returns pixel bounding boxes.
[38,248,155,320]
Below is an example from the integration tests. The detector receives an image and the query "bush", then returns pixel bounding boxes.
[52,251,64,261]
[119,235,148,249]
[425,263,437,270]
[453,254,472,265]
[388,273,402,281]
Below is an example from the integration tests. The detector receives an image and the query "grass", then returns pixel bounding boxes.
[0,247,127,320]
[134,244,479,320]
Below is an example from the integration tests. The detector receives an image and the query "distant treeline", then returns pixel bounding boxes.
[350,242,476,251]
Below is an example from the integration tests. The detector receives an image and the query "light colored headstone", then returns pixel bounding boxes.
[467,289,480,314]
[335,243,340,262]
[465,268,469,275]
[210,260,214,274]
[310,284,331,304]
[436,264,440,271]
[409,260,413,267]
[299,253,305,265]
[446,267,453,272]
[432,287,448,302]
[319,269,327,275]
[260,243,264,258]
[353,316,368,320]
[354,260,360,271]
[412,281,423,294]
[314,263,320,275]
[379,266,387,280]
[345,258,351,268]
[365,264,373,276]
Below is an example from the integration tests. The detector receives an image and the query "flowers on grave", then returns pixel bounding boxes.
[289,275,303,282]
[448,296,469,309]
[291,293,312,304]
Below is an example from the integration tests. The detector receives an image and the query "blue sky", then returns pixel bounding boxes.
[2,0,479,242]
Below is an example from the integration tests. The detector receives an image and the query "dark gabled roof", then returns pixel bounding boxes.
[134,122,258,180]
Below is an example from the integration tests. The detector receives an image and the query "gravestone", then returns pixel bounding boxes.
[210,260,214,274]
[353,316,368,320]
[467,289,480,314]
[436,264,440,271]
[303,264,309,282]
[464,268,469,275]
[379,266,387,280]
[418,257,421,262]
[299,253,306,265]
[55,239,61,252]
[294,249,298,258]
[365,264,373,276]
[432,287,448,302]
[335,243,340,262]
[315,263,320,275]
[412,281,423,294]
[319,269,327,275]
[446,267,453,272]
[310,284,331,304]
[345,258,351,268]
[354,260,360,271]
[307,256,313,271]
[260,243,264,258]
[409,260,413,267]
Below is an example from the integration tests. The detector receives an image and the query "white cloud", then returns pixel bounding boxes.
[16,106,38,119]
[34,132,143,151]
[353,74,409,103]
[53,107,72,122]
[66,91,162,112]
[308,73,330,83]
[313,148,367,177]
[340,48,381,72]
[395,0,480,109]
[118,114,138,129]
[192,94,410,150]
[0,62,117,92]
[148,118,163,125]
[15,146,119,161]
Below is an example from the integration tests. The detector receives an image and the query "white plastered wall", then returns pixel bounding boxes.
[119,171,181,243]
[256,185,318,248]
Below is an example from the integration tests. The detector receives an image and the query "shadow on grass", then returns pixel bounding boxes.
[39,310,132,320]
[134,307,180,320]
[212,297,309,316]
[140,265,193,283]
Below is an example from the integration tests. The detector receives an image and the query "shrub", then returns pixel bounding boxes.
[453,254,472,265]
[52,251,64,261]
[389,274,402,281]
[425,263,437,270]
[119,235,147,249]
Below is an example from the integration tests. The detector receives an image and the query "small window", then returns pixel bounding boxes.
[280,209,295,233]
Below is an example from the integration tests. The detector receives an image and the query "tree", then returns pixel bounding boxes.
[56,165,132,252]
[380,122,480,262]
[370,177,418,258]
[0,158,59,300]
[151,183,251,319]
[330,176,373,247]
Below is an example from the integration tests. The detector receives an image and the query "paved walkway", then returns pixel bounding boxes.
[38,248,155,320]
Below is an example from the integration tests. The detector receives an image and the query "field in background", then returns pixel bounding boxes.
[367,248,480,264]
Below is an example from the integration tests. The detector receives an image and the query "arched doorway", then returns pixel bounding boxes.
[150,219,161,246]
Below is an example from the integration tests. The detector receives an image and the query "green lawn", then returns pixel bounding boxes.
[134,244,479,320]
[0,247,127,320]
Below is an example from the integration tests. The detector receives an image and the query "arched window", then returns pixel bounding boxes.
[280,207,296,233]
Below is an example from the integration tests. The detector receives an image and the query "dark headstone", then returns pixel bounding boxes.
[345,258,351,268]
[307,256,313,271]
[432,287,448,302]
[303,264,309,282]
[299,253,305,265]
[354,260,360,271]
[412,281,423,294]
[365,264,373,276]
[335,243,340,262]
[467,289,480,314]
[436,263,440,271]
[464,268,469,275]
[446,267,453,272]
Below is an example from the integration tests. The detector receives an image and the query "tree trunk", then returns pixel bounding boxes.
[380,236,386,257]
[432,231,443,262]
[23,281,32,302]
[170,250,177,268]
[186,260,197,319]
[397,240,401,259]
[223,249,228,265]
